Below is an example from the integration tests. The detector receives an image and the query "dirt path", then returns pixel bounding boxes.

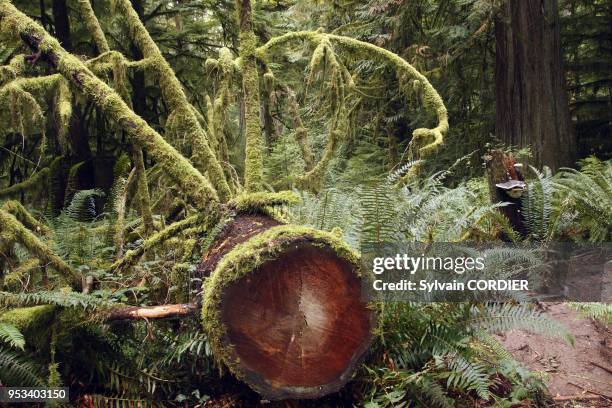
[498,303,612,407]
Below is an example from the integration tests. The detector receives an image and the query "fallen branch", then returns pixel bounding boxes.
[106,303,197,321]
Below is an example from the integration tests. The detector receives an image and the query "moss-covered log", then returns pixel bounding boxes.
[0,0,218,211]
[198,214,374,400]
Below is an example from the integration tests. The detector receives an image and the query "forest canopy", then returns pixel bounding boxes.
[0,0,610,407]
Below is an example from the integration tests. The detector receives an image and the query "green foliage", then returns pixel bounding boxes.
[0,347,44,386]
[0,321,24,349]
[567,302,612,324]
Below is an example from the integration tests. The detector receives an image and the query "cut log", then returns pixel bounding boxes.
[198,215,374,400]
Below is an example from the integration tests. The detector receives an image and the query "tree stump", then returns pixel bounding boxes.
[198,215,374,400]
[484,149,527,238]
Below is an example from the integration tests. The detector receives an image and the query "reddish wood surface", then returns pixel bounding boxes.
[220,243,372,398]
[197,214,281,279]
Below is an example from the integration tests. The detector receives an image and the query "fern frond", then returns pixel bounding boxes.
[0,322,25,350]
[0,347,44,386]
[0,290,115,310]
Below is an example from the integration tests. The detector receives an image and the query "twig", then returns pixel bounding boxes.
[590,361,612,375]
[567,381,612,399]
[553,394,606,402]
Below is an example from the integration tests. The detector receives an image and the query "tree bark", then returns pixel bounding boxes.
[198,214,374,400]
[51,0,70,49]
[494,0,575,170]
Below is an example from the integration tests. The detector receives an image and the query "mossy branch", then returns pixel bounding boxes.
[257,31,449,177]
[0,209,81,287]
[110,214,203,273]
[0,0,219,211]
[230,191,300,213]
[111,0,232,201]
[0,167,49,199]
[283,85,315,171]
[77,0,109,53]
[1,200,50,235]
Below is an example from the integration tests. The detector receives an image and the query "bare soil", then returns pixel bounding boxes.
[498,303,612,407]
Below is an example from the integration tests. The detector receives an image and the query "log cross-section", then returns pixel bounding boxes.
[198,215,374,400]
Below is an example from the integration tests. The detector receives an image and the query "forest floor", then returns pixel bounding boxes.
[498,303,612,407]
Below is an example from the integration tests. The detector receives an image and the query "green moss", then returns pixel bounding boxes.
[0,54,25,84]
[0,209,82,287]
[256,31,449,179]
[0,167,50,199]
[0,0,221,210]
[2,200,50,235]
[201,224,360,379]
[54,78,72,152]
[0,305,55,332]
[110,0,231,202]
[241,32,264,193]
[111,214,205,273]
[284,86,315,170]
[230,191,299,213]
[4,259,40,290]
[77,0,110,53]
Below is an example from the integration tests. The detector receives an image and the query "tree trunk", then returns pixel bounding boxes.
[494,0,575,170]
[198,214,374,400]
[238,0,265,192]
[51,0,70,49]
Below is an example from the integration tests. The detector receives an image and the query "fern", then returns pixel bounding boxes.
[554,159,612,242]
[522,166,555,242]
[437,352,490,400]
[466,302,574,346]
[0,322,25,350]
[0,347,44,386]
[567,302,612,324]
[0,290,116,310]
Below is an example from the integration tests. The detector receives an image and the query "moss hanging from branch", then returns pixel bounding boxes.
[110,0,232,201]
[283,85,315,171]
[257,31,449,179]
[0,0,218,211]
